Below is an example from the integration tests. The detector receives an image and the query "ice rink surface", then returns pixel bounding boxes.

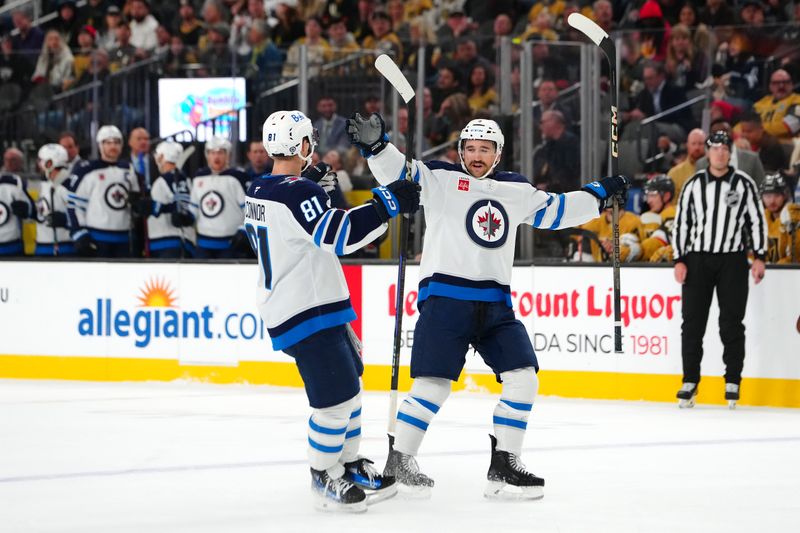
[1,380,799,533]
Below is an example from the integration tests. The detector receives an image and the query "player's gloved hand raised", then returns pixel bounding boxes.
[581,175,630,212]
[74,234,96,257]
[45,211,68,228]
[347,112,389,158]
[11,200,30,218]
[302,162,338,194]
[170,211,194,227]
[371,179,421,223]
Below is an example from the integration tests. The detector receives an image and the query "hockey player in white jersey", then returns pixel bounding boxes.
[347,114,629,500]
[246,110,421,512]
[0,165,35,256]
[147,141,195,258]
[34,143,74,256]
[66,125,140,257]
[190,135,250,258]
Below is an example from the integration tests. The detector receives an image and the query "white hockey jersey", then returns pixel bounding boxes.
[35,173,72,248]
[0,173,35,251]
[368,144,601,306]
[190,167,248,249]
[245,174,387,350]
[66,160,139,243]
[148,169,196,249]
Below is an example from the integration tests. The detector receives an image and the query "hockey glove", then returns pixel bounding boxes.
[45,211,68,228]
[231,230,253,258]
[581,175,630,212]
[11,200,30,218]
[156,201,177,215]
[371,180,421,223]
[129,193,151,217]
[302,162,339,194]
[347,112,389,158]
[74,234,97,257]
[170,211,194,227]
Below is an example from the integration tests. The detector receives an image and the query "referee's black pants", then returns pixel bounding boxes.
[681,252,749,385]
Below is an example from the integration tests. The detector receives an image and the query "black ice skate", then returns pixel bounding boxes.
[485,435,545,501]
[725,383,740,410]
[383,448,434,498]
[310,468,367,513]
[344,457,398,504]
[677,382,698,408]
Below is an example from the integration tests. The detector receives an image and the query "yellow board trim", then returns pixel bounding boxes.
[1,355,799,408]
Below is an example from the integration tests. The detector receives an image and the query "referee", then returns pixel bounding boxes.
[671,130,767,408]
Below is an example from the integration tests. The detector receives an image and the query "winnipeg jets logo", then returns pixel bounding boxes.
[200,191,225,218]
[104,182,129,210]
[465,199,509,248]
[0,202,9,226]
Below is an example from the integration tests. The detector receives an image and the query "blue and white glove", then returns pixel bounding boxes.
[581,175,630,212]
[371,180,421,222]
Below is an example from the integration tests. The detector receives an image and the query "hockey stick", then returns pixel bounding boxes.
[568,13,624,353]
[175,145,195,260]
[375,54,415,448]
[50,187,59,256]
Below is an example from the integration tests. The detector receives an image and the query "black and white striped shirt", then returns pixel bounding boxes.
[672,166,767,261]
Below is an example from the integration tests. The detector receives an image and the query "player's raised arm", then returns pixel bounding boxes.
[528,176,630,230]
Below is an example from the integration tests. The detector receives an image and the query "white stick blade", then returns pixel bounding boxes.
[567,13,608,46]
[375,54,415,104]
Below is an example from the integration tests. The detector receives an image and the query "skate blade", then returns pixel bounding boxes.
[484,480,544,501]
[728,400,737,410]
[678,398,696,409]
[397,482,432,499]
[312,493,368,514]
[365,484,399,505]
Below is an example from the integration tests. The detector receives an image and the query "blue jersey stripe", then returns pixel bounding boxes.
[313,210,333,247]
[532,194,554,228]
[308,417,347,435]
[419,282,511,306]
[0,241,24,255]
[500,399,533,412]
[334,215,350,255]
[89,229,129,243]
[549,193,566,230]
[307,437,344,454]
[493,416,527,430]
[270,308,357,351]
[345,428,361,439]
[148,237,183,251]
[350,407,362,419]
[411,396,440,414]
[397,412,429,431]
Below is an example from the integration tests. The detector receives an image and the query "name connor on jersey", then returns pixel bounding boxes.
[245,200,265,222]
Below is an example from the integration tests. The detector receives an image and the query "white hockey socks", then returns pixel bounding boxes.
[493,367,539,456]
[308,395,358,478]
[340,389,363,464]
[394,377,451,456]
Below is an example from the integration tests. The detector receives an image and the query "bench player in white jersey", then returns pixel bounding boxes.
[245,110,421,512]
[0,168,35,256]
[34,144,74,256]
[147,141,195,258]
[189,136,250,258]
[347,114,629,500]
[66,125,140,257]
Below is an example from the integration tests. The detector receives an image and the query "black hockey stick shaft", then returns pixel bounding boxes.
[567,13,623,352]
[50,187,59,256]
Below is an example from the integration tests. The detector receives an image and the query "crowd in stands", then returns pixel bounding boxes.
[0,1,799,262]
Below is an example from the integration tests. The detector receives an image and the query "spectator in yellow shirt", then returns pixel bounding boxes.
[283,17,333,79]
[361,11,404,66]
[753,69,800,141]
[668,128,706,203]
[578,208,644,262]
[640,174,677,261]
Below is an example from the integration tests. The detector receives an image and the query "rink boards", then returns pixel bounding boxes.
[1,261,799,407]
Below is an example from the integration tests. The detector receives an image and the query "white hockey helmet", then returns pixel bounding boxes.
[458,119,504,179]
[154,141,184,164]
[262,110,317,171]
[96,125,123,145]
[37,143,69,174]
[205,135,232,154]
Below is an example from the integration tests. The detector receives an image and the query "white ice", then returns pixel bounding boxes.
[1,380,799,533]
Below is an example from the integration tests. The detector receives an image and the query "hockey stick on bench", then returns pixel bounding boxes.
[567,13,624,353]
[374,53,416,448]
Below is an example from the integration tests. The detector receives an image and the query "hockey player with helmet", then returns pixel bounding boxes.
[189,135,251,258]
[246,110,420,512]
[147,141,195,258]
[0,162,35,256]
[346,113,629,500]
[66,125,140,257]
[640,174,677,262]
[35,143,74,256]
[761,172,800,263]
